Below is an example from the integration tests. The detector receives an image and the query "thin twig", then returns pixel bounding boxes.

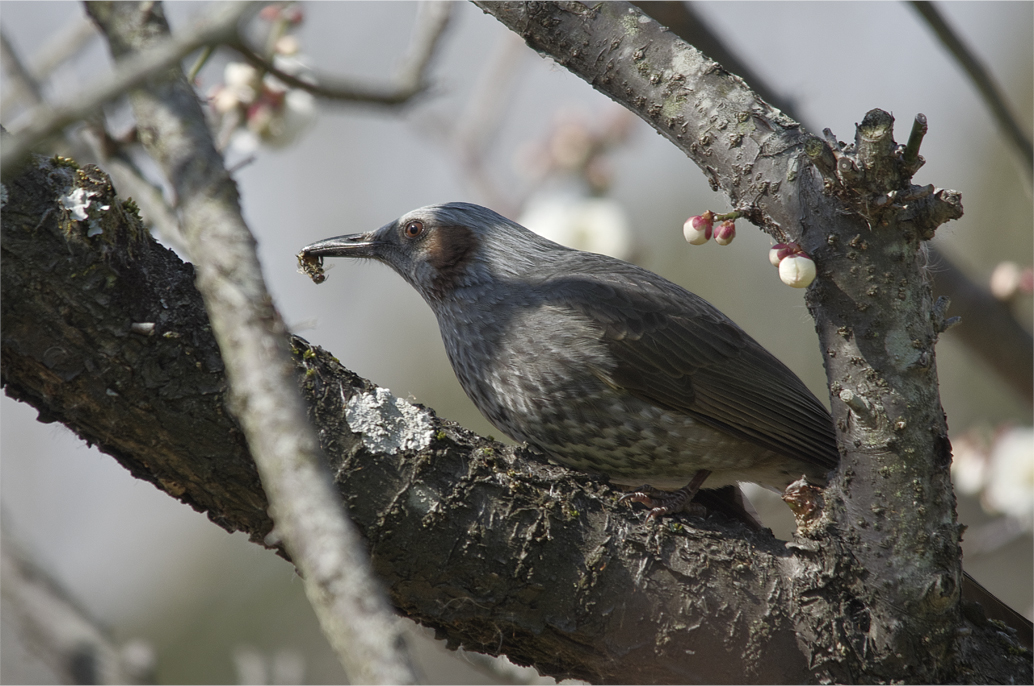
[2,530,156,684]
[230,40,422,104]
[452,31,529,214]
[0,16,98,122]
[910,1,1033,175]
[228,2,453,106]
[0,2,254,176]
[186,44,215,84]
[396,1,454,91]
[903,112,929,173]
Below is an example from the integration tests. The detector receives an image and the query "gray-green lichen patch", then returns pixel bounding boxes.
[620,6,646,36]
[884,326,921,372]
[669,41,707,83]
[660,92,688,122]
[345,386,434,454]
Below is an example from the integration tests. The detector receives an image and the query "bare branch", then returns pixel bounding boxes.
[1,1,1029,681]
[930,254,1034,406]
[3,154,1028,683]
[628,1,797,118]
[20,16,97,86]
[0,16,97,121]
[78,122,188,252]
[228,2,453,106]
[0,2,252,175]
[1,531,155,684]
[84,2,418,682]
[396,1,454,92]
[470,2,1021,680]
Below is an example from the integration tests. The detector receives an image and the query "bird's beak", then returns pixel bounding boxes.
[300,232,381,259]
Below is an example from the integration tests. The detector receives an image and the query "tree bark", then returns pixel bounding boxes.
[2,153,1027,686]
[2,1,1031,682]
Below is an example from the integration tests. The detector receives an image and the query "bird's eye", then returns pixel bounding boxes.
[403,220,425,239]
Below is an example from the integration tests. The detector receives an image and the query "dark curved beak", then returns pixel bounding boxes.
[300,232,381,259]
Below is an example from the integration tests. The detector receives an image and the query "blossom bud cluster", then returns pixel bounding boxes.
[683,211,816,288]
[206,4,315,153]
[682,211,736,246]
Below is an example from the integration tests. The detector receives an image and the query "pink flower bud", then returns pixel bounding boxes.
[713,220,736,246]
[769,243,789,267]
[683,212,713,245]
[779,253,816,288]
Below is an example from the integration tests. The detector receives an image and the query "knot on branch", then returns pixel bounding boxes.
[804,110,963,238]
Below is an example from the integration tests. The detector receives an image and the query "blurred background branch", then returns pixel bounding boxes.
[910,0,1033,176]
[82,1,419,682]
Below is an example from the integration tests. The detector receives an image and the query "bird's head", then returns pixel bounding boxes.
[300,202,566,304]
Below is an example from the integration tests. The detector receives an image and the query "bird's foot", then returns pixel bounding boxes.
[619,486,705,521]
[618,470,712,522]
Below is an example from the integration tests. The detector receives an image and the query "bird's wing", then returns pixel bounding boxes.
[544,265,839,470]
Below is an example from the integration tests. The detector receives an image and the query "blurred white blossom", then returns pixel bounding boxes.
[205,6,316,154]
[519,191,632,260]
[953,424,1034,530]
[989,261,1034,301]
[984,426,1034,525]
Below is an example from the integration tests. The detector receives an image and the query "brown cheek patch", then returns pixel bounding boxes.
[427,224,478,295]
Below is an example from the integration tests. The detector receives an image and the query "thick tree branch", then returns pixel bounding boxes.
[632,0,1032,407]
[3,152,1029,686]
[471,1,1026,680]
[0,156,817,684]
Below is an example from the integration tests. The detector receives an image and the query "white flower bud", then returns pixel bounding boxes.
[683,214,712,245]
[779,253,816,288]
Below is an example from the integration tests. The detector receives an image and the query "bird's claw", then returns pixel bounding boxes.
[619,485,699,521]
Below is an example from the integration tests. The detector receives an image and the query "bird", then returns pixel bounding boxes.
[299,202,838,519]
[301,202,1034,647]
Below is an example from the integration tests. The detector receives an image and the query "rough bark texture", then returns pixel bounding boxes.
[2,1,1031,682]
[2,153,1029,684]
[1,156,810,683]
